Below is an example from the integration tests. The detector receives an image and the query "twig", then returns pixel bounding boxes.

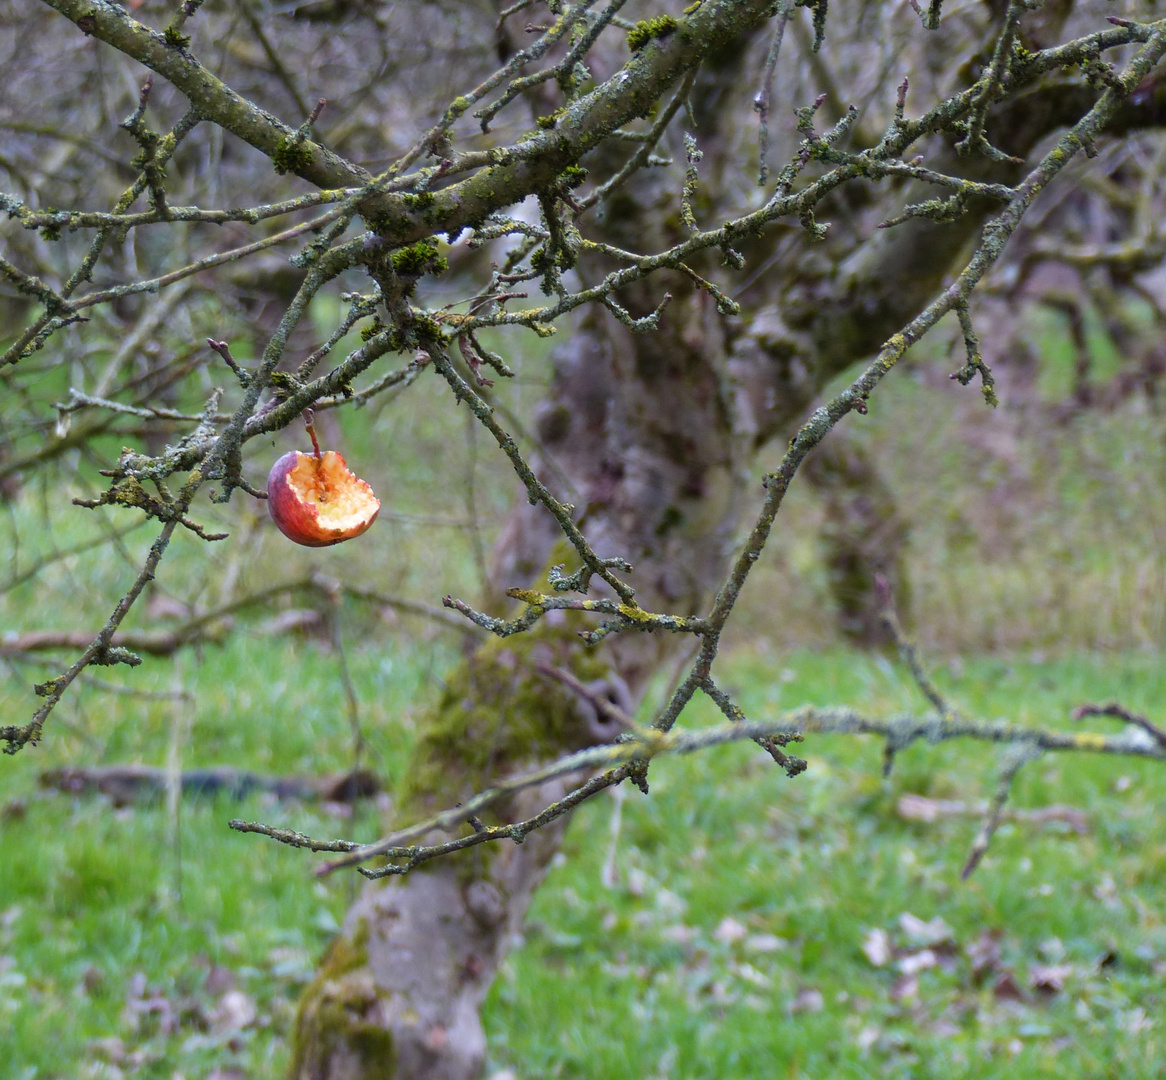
[235,716,825,876]
[961,742,1043,879]
[874,573,958,720]
[1072,703,1166,747]
[753,0,793,186]
[233,702,1165,878]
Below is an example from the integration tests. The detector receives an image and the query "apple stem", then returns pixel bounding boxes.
[303,409,322,461]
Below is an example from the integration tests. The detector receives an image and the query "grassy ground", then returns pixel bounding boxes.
[3,287,1164,1079]
[2,635,1163,1079]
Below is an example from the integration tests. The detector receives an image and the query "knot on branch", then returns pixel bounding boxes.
[75,476,226,541]
[120,74,172,218]
[951,305,999,407]
[90,644,143,668]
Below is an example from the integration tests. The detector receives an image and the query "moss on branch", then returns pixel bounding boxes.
[626,16,678,52]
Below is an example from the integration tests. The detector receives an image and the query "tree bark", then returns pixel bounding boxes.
[803,432,911,647]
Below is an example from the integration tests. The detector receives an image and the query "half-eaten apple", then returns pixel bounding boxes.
[266,450,380,547]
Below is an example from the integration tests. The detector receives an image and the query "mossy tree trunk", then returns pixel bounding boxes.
[289,624,631,1080]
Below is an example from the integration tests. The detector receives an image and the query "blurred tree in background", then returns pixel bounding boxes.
[3,1,1166,1077]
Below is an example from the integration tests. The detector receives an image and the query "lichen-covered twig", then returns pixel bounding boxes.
[233,716,829,877]
[961,742,1043,879]
[444,587,703,642]
[231,702,1163,878]
[1072,702,1166,747]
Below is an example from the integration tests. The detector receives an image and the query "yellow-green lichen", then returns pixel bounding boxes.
[536,108,566,130]
[401,191,436,211]
[389,237,448,277]
[272,136,313,176]
[616,603,653,623]
[558,165,588,189]
[626,15,678,51]
[360,318,385,342]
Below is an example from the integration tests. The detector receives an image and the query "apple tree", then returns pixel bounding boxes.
[3,1,1166,1076]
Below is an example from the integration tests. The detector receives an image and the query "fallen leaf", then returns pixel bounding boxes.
[788,987,824,1014]
[2,798,26,821]
[744,933,787,954]
[1030,963,1074,994]
[659,924,696,945]
[967,928,1003,982]
[890,974,918,1001]
[862,927,892,967]
[899,912,954,948]
[898,949,939,976]
[1093,874,1121,910]
[81,966,106,996]
[730,961,773,989]
[204,965,236,996]
[992,971,1025,1002]
[856,1026,881,1054]
[713,917,747,945]
[211,989,257,1032]
[1123,1008,1154,1034]
[86,1038,127,1064]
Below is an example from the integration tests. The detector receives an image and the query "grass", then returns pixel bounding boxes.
[3,275,1165,1079]
[2,636,1164,1079]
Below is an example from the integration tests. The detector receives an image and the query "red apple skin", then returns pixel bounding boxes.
[266,450,380,547]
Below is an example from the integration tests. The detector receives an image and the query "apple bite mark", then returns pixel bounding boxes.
[266,450,380,547]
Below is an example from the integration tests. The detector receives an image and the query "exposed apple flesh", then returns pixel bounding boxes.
[266,450,380,547]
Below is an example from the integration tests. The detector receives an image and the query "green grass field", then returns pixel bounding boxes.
[3,634,1164,1079]
[3,289,1165,1078]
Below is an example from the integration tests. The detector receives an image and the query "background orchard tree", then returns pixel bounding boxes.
[4,1,1166,1078]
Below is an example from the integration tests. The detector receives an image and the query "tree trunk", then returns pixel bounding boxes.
[803,432,911,647]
